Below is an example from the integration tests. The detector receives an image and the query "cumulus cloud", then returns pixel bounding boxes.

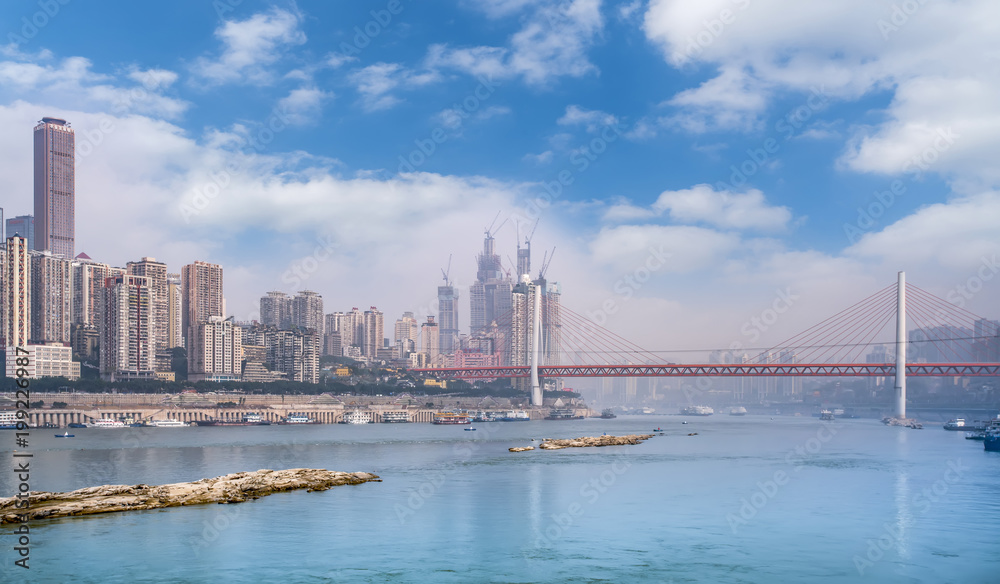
[604,184,793,231]
[191,8,306,85]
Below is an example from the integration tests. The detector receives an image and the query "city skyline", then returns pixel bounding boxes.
[0,0,997,358]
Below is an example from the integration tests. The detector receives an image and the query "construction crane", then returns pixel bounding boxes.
[538,246,556,280]
[485,211,509,239]
[441,254,452,286]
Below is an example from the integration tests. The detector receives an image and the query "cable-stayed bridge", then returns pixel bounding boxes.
[411,272,1000,417]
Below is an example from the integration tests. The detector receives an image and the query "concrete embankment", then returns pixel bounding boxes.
[0,468,380,525]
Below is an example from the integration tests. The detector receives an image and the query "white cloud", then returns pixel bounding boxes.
[347,62,440,112]
[642,0,1000,188]
[618,0,642,21]
[523,150,554,165]
[191,8,306,85]
[277,87,333,125]
[604,184,792,231]
[428,0,605,86]
[557,104,618,132]
[590,224,741,272]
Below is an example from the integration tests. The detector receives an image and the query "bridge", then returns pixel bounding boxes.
[412,272,1000,419]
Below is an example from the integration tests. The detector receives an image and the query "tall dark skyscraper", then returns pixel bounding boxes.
[34,117,75,258]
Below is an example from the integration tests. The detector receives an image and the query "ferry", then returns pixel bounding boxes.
[381,411,411,423]
[195,413,271,426]
[729,407,747,416]
[149,419,188,428]
[498,410,530,422]
[0,411,22,430]
[280,415,319,424]
[943,418,967,430]
[545,409,584,420]
[341,411,373,424]
[432,412,471,425]
[89,418,127,428]
[680,406,714,416]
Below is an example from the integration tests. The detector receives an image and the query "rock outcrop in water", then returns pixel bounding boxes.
[535,434,654,450]
[0,468,380,525]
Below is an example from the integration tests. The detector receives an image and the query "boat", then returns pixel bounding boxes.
[149,419,188,428]
[641,407,656,414]
[943,418,967,430]
[819,410,835,421]
[600,408,617,419]
[464,427,477,431]
[965,432,985,440]
[89,418,127,429]
[55,431,75,438]
[498,410,530,422]
[654,427,663,432]
[0,411,22,430]
[680,406,714,416]
[380,411,411,423]
[545,409,584,420]
[729,407,747,416]
[68,422,87,428]
[985,432,1000,452]
[432,412,471,425]
[195,413,271,426]
[341,411,373,424]
[279,415,319,425]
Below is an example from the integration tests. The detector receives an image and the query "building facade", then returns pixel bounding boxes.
[28,250,72,344]
[3,236,31,348]
[100,274,155,381]
[127,257,169,371]
[5,215,34,251]
[188,316,242,382]
[34,117,75,258]
[181,260,224,356]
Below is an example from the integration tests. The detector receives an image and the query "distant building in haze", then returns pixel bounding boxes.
[6,215,34,251]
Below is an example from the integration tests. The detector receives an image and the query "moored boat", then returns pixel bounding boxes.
[498,410,530,422]
[943,418,966,430]
[545,409,584,420]
[279,415,319,425]
[0,411,22,430]
[729,407,747,416]
[381,411,411,423]
[433,412,471,425]
[89,418,127,429]
[341,411,373,424]
[600,408,617,419]
[149,419,188,428]
[195,413,271,426]
[680,406,714,416]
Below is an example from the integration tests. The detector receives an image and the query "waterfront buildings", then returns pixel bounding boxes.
[28,250,72,344]
[469,232,513,336]
[362,307,384,360]
[182,260,224,358]
[127,257,170,371]
[166,273,183,348]
[188,315,242,382]
[34,117,75,258]
[437,281,459,355]
[421,315,439,364]
[2,235,31,347]
[293,290,324,336]
[261,291,292,328]
[100,273,155,381]
[5,342,79,380]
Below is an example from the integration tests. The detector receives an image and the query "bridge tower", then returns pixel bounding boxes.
[894,271,906,419]
[530,280,542,406]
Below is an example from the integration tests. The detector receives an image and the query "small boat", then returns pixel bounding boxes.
[464,427,477,431]
[681,421,688,425]
[820,410,835,421]
[67,423,87,428]
[654,427,663,432]
[943,418,966,430]
[966,432,985,441]
[55,431,74,438]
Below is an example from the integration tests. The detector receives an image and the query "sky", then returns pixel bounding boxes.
[0,0,998,361]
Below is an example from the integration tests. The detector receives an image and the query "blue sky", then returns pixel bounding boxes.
[1,0,997,356]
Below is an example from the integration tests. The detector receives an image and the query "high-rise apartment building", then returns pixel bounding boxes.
[6,215,34,251]
[100,273,155,381]
[421,315,439,364]
[71,255,118,328]
[34,117,75,258]
[3,236,31,347]
[243,324,318,383]
[438,282,459,355]
[181,260,224,355]
[260,291,292,328]
[28,250,72,344]
[127,257,169,371]
[362,307,384,359]
[188,316,242,382]
[166,273,183,349]
[327,308,364,353]
[292,290,324,335]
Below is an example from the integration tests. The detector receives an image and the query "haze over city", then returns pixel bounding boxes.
[0,0,996,359]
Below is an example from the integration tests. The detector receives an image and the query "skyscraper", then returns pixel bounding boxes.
[181,260,224,357]
[189,316,243,382]
[127,257,169,371]
[166,273,183,349]
[100,273,154,380]
[34,118,75,258]
[3,236,31,347]
[469,232,513,335]
[6,215,34,251]
[362,307,384,359]
[28,250,72,344]
[438,282,459,355]
[260,291,292,328]
[421,316,439,364]
[292,290,324,335]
